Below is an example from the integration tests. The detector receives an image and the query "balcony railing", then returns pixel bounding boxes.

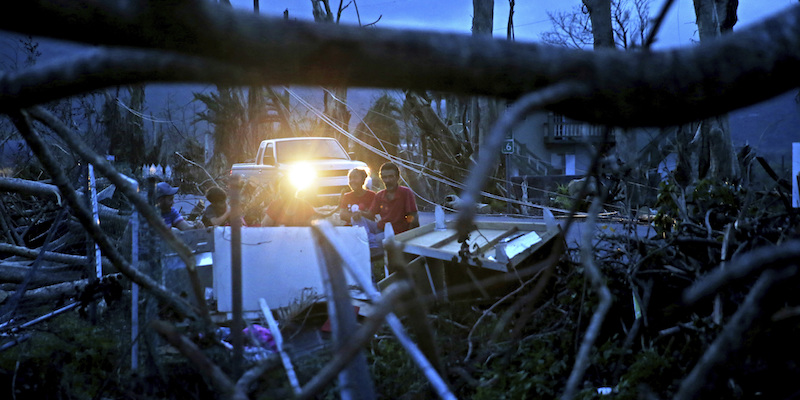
[546,114,611,143]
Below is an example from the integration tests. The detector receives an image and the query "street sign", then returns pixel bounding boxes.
[502,139,514,154]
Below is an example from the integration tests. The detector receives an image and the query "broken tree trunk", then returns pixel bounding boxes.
[1,273,123,305]
[0,261,83,286]
[0,177,61,201]
[0,177,131,231]
[0,242,113,271]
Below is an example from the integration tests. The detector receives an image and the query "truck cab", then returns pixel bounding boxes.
[231,137,370,205]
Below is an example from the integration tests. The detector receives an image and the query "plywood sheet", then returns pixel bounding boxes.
[213,226,371,312]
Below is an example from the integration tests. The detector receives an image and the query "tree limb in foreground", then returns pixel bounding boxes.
[9,110,199,322]
[0,1,799,126]
[28,107,213,327]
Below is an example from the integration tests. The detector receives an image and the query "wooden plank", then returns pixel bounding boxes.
[430,232,461,248]
[399,243,508,272]
[393,222,435,241]
[404,229,461,248]
[466,221,548,232]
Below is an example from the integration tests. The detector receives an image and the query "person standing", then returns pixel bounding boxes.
[338,168,376,225]
[361,162,419,234]
[339,168,381,255]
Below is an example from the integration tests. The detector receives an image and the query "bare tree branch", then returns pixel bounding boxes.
[456,82,588,239]
[0,1,799,126]
[682,239,800,305]
[9,110,199,322]
[27,106,213,326]
[0,242,114,272]
[296,281,411,400]
[311,220,456,400]
[0,177,61,202]
[674,266,798,400]
[563,197,613,400]
[152,319,246,400]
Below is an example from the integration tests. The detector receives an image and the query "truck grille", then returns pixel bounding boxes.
[318,185,349,196]
[316,169,349,179]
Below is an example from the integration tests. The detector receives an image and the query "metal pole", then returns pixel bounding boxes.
[505,153,512,214]
[84,164,98,323]
[124,175,140,371]
[230,174,243,378]
[88,164,102,278]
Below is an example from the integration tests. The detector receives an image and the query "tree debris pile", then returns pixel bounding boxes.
[0,167,798,398]
[0,184,131,319]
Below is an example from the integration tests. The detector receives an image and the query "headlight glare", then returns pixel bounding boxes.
[288,163,316,190]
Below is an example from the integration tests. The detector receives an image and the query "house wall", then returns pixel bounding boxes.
[508,112,665,209]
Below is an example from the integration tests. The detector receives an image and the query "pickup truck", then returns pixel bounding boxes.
[230,137,370,204]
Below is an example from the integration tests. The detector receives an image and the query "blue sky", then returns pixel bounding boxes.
[229,0,797,49]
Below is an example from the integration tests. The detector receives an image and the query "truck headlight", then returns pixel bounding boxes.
[288,162,317,190]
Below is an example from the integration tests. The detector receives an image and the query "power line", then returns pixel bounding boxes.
[115,98,177,124]
[493,18,550,31]
[285,86,582,214]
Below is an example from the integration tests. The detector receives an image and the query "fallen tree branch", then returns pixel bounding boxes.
[296,281,412,400]
[674,266,798,400]
[0,242,114,271]
[0,2,799,126]
[10,273,123,305]
[465,269,544,362]
[311,220,456,400]
[682,239,800,305]
[0,263,81,286]
[151,319,246,400]
[10,110,198,321]
[0,177,132,229]
[0,177,61,203]
[562,197,613,400]
[27,106,211,326]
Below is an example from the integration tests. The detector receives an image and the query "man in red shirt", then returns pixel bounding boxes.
[361,162,419,234]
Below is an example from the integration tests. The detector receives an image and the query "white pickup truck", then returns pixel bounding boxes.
[230,137,369,204]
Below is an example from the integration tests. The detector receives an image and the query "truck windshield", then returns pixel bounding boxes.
[276,139,349,163]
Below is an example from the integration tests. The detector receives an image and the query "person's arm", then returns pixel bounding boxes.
[262,201,280,226]
[360,194,379,221]
[175,219,204,231]
[339,206,353,222]
[338,195,352,222]
[406,211,420,229]
[359,209,375,221]
[405,188,419,229]
[261,213,276,227]
[209,205,231,226]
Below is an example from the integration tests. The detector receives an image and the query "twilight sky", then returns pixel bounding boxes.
[228,0,796,49]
